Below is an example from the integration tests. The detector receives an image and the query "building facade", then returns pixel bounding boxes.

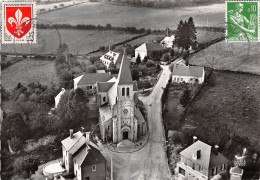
[99,53,146,144]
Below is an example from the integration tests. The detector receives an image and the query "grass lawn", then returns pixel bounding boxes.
[1,29,139,55]
[38,2,224,30]
[183,71,260,149]
[2,59,58,90]
[189,40,260,75]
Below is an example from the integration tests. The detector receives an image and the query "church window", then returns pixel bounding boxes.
[123,109,128,114]
[122,88,125,96]
[127,88,130,96]
[103,97,106,102]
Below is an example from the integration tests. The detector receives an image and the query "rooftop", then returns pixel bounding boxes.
[118,53,133,85]
[97,82,115,92]
[73,144,106,166]
[61,131,85,153]
[172,65,204,78]
[77,73,112,85]
[180,140,229,169]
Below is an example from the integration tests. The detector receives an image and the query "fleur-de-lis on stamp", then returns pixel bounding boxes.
[8,9,30,37]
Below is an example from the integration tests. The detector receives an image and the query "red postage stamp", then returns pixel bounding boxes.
[1,1,36,44]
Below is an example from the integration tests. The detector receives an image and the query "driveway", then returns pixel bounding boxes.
[99,65,172,180]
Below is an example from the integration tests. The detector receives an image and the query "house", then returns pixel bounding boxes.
[161,35,175,48]
[73,73,113,94]
[61,129,107,180]
[135,42,164,60]
[55,88,65,108]
[230,167,243,180]
[100,51,123,69]
[175,137,229,180]
[99,53,147,144]
[172,65,205,84]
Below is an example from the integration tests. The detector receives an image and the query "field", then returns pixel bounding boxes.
[189,40,260,74]
[1,29,139,55]
[183,71,260,149]
[38,2,224,30]
[2,59,58,90]
[196,30,224,44]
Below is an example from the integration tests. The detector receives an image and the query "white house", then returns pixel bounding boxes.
[175,138,229,180]
[135,42,164,60]
[100,51,122,69]
[55,88,65,108]
[160,35,175,48]
[172,65,205,84]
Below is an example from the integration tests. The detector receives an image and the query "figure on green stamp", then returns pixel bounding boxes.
[229,3,255,34]
[227,1,258,41]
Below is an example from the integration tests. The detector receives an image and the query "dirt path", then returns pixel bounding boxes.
[99,65,172,180]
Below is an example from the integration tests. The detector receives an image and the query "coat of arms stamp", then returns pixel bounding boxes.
[1,1,36,44]
[226,0,259,42]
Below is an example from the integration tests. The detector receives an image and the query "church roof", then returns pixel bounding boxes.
[77,73,112,85]
[118,53,133,85]
[135,108,145,123]
[97,82,115,92]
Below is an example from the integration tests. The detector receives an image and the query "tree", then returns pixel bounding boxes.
[130,65,140,81]
[188,17,197,47]
[108,62,118,74]
[180,88,191,107]
[13,155,40,176]
[170,49,175,57]
[161,54,170,62]
[175,18,197,50]
[136,54,141,65]
[56,89,89,128]
[2,113,30,141]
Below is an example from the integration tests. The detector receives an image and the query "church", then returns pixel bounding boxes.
[98,53,146,144]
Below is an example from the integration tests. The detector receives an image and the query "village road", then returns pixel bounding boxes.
[99,65,172,180]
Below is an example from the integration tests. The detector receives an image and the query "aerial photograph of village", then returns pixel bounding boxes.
[1,0,260,179]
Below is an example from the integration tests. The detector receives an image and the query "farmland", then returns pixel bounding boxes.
[189,40,260,75]
[182,71,260,150]
[2,59,58,90]
[1,29,140,55]
[38,2,224,30]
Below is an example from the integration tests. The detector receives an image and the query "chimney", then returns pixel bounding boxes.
[85,132,90,143]
[70,129,74,139]
[81,127,85,134]
[193,136,198,143]
[214,145,219,155]
[86,144,90,153]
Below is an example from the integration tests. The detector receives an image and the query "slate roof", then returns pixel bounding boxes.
[77,73,112,85]
[180,140,228,169]
[61,131,85,152]
[135,108,145,123]
[118,53,133,85]
[73,144,106,166]
[145,42,164,52]
[172,66,204,78]
[97,82,115,92]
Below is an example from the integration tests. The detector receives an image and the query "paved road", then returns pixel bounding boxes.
[100,65,172,180]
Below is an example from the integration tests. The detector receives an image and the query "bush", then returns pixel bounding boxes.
[13,155,40,176]
[138,81,152,89]
[10,137,23,152]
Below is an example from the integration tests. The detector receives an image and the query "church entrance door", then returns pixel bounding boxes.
[123,131,128,140]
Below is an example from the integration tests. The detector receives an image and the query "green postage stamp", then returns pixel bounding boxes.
[226,0,259,42]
